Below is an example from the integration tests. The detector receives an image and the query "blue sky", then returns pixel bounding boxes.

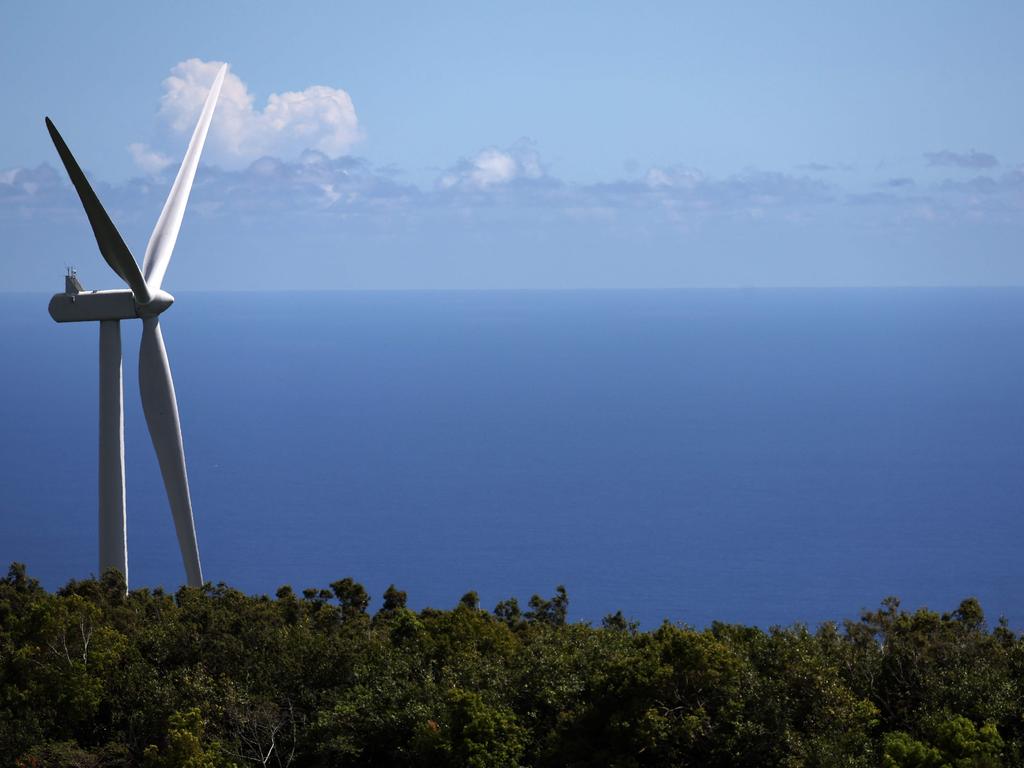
[3,2,1024,289]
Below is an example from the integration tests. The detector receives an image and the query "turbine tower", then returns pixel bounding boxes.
[46,65,228,589]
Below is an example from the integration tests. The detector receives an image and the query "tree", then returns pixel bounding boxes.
[143,709,227,768]
[415,689,526,768]
[381,585,407,612]
[3,564,1023,766]
[329,578,369,619]
[524,586,568,626]
[493,598,521,627]
[883,715,1004,768]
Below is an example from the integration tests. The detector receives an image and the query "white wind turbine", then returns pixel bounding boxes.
[46,65,228,589]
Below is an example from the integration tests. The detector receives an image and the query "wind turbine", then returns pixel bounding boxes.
[46,64,228,589]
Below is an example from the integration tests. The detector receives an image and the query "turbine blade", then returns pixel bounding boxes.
[142,63,227,293]
[44,118,152,304]
[139,317,203,587]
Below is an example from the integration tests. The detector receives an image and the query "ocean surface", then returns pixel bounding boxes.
[1,289,1023,629]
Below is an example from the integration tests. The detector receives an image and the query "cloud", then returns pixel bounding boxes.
[128,143,173,174]
[158,58,362,166]
[582,167,833,222]
[9,145,1024,291]
[645,165,703,189]
[199,151,419,216]
[9,141,1024,240]
[438,141,544,190]
[0,164,74,214]
[924,150,998,169]
[0,151,846,230]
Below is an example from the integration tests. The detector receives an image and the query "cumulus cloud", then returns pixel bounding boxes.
[924,150,998,169]
[438,141,544,190]
[157,58,362,166]
[128,143,173,174]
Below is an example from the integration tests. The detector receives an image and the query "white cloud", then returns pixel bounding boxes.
[158,58,362,166]
[127,143,173,174]
[438,141,544,190]
[645,166,703,189]
[469,149,517,187]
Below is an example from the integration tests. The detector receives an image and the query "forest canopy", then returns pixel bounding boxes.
[1,563,1021,767]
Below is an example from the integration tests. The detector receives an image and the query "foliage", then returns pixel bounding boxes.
[2,563,1023,766]
[142,709,227,768]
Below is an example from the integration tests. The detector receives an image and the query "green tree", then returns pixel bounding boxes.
[524,586,568,627]
[415,689,526,768]
[142,709,227,768]
[330,578,370,620]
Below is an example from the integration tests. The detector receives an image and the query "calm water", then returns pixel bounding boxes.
[1,289,1022,628]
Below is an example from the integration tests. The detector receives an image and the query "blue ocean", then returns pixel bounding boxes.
[1,289,1022,628]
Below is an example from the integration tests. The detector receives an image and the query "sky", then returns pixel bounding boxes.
[2,2,1024,290]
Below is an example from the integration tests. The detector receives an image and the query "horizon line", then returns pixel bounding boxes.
[8,284,1024,295]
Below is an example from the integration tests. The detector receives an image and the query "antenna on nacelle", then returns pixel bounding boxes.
[65,266,83,295]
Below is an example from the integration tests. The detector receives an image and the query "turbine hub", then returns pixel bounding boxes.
[136,290,174,317]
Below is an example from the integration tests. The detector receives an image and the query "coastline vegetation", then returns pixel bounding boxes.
[1,562,1020,767]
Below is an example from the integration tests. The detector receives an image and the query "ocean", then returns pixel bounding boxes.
[1,289,1022,628]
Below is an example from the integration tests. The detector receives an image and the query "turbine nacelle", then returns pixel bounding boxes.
[48,286,175,323]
